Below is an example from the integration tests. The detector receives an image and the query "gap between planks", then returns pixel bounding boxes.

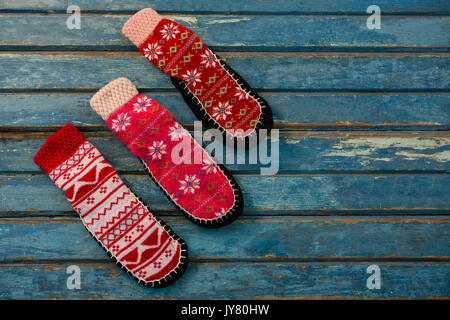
[1,210,450,218]
[1,259,449,267]
[2,130,450,139]
[1,11,450,16]
[1,215,449,223]
[3,172,450,177]
[2,126,449,132]
[1,46,449,53]
[1,51,449,57]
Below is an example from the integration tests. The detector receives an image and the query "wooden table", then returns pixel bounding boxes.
[0,1,449,299]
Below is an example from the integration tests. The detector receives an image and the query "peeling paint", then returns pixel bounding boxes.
[170,16,198,24]
[205,18,251,24]
[285,139,302,144]
[325,137,450,163]
[395,150,450,163]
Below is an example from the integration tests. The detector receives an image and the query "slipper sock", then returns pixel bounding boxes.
[122,8,273,143]
[90,78,243,228]
[34,123,187,287]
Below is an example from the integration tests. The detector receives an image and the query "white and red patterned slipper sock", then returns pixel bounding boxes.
[34,123,187,288]
[90,78,243,228]
[122,8,273,146]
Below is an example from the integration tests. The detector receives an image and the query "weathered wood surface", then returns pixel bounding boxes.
[1,132,449,173]
[0,262,448,299]
[1,174,448,213]
[1,15,449,50]
[0,1,448,300]
[1,0,448,14]
[1,93,449,130]
[1,217,448,261]
[0,53,448,90]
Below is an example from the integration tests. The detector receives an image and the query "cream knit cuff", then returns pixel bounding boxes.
[89,77,138,120]
[122,8,163,47]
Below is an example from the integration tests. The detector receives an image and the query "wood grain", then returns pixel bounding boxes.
[1,132,449,173]
[0,53,448,90]
[0,0,448,300]
[1,174,448,213]
[1,216,448,261]
[1,0,448,14]
[1,15,449,50]
[0,262,448,299]
[1,93,448,130]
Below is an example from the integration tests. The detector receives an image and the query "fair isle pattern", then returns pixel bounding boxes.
[48,140,184,285]
[106,94,236,222]
[138,19,262,138]
[48,140,93,183]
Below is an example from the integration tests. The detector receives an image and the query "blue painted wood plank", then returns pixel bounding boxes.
[1,174,448,212]
[0,262,448,299]
[1,93,449,130]
[1,15,449,50]
[0,0,448,302]
[0,53,448,91]
[0,216,448,261]
[1,132,449,173]
[1,0,448,14]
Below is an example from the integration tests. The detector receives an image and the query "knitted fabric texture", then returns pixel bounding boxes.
[122,8,162,47]
[90,77,139,120]
[34,124,187,287]
[122,8,273,141]
[34,123,86,174]
[90,78,243,227]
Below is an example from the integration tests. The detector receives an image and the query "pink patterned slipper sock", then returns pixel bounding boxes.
[122,8,273,147]
[90,78,243,228]
[34,124,187,288]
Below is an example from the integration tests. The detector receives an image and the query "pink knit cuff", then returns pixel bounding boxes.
[122,8,163,47]
[90,77,138,121]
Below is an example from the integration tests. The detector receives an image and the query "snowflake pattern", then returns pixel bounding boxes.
[160,23,180,40]
[143,42,162,61]
[111,113,131,132]
[182,69,202,87]
[133,96,152,113]
[148,140,167,160]
[168,122,188,141]
[234,88,250,100]
[200,49,217,68]
[179,174,200,194]
[140,16,262,139]
[202,158,218,174]
[212,102,233,121]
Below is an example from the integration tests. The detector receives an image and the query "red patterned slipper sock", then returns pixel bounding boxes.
[122,8,273,147]
[34,124,187,288]
[90,78,243,228]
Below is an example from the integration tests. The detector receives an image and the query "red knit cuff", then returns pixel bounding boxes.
[34,123,87,174]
